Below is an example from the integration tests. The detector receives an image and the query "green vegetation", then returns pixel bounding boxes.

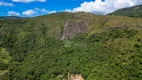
[109,5,142,17]
[0,48,11,78]
[0,12,142,80]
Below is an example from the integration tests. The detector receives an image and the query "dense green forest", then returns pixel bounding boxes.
[0,12,142,80]
[109,5,142,18]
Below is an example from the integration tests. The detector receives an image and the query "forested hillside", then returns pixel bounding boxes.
[0,12,142,80]
[109,5,142,17]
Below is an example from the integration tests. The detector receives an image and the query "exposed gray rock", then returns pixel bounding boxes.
[61,20,88,40]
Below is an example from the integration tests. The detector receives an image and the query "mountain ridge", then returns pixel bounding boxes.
[108,4,142,17]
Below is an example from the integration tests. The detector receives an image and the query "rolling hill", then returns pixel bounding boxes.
[0,12,142,80]
[109,5,142,17]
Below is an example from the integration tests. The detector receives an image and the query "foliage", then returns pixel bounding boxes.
[0,12,142,80]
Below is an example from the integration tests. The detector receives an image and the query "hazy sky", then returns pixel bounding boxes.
[0,0,142,17]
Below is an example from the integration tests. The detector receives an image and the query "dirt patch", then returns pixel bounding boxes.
[61,20,88,40]
[68,73,84,80]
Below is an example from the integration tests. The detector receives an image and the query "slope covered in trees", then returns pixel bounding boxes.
[109,5,142,17]
[0,12,142,80]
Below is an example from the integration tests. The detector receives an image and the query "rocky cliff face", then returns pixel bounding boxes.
[61,20,88,40]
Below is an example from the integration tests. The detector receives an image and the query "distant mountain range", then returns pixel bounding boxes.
[0,16,22,19]
[108,4,142,17]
